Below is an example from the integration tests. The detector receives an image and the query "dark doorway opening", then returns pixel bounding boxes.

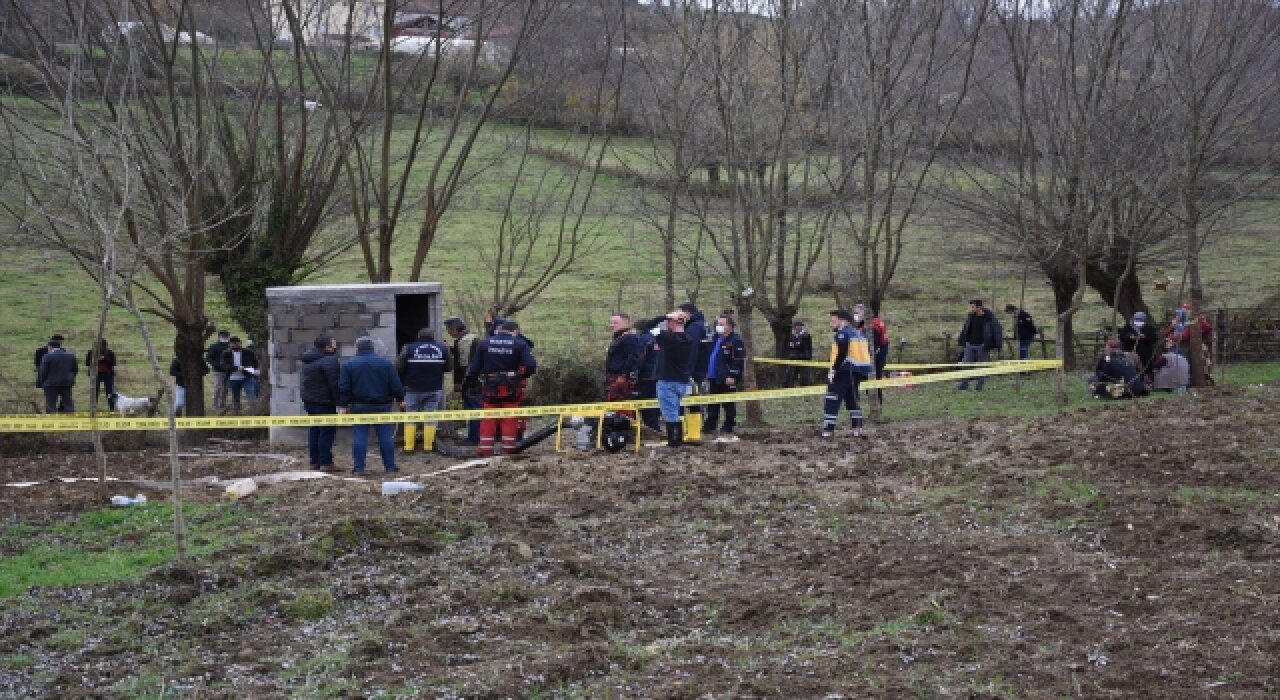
[395,294,433,354]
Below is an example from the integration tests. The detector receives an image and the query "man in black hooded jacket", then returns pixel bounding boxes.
[299,335,341,470]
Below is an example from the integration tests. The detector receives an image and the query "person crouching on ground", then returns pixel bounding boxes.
[703,315,745,436]
[466,321,537,457]
[1091,340,1149,399]
[338,336,405,474]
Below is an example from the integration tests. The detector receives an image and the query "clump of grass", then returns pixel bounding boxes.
[285,589,335,620]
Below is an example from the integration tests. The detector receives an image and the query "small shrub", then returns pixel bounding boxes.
[285,589,335,620]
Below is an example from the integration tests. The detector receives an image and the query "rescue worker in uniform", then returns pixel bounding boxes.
[605,313,644,412]
[822,309,873,440]
[466,320,537,457]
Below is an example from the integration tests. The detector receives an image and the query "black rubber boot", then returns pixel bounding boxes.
[665,421,683,448]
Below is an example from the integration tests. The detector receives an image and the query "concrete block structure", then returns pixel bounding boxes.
[265,283,443,446]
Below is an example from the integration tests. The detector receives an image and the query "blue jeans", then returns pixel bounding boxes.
[656,380,690,423]
[958,344,989,390]
[228,377,259,410]
[351,403,397,472]
[304,403,338,467]
[405,390,445,420]
[1018,339,1033,360]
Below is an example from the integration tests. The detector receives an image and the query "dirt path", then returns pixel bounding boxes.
[2,385,1278,697]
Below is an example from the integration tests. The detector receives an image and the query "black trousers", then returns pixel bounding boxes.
[702,380,737,432]
[783,363,812,387]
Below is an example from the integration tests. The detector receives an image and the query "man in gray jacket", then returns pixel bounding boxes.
[38,336,79,413]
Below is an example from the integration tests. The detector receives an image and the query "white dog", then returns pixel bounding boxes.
[110,388,165,417]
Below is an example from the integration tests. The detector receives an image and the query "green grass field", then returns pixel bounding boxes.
[1,120,1277,408]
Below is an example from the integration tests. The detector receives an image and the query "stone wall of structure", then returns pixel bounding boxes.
[265,283,442,446]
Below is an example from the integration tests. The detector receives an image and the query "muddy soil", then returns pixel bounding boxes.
[1,385,1278,697]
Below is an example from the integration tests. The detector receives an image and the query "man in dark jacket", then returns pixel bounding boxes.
[632,319,662,432]
[397,328,453,412]
[645,310,696,447]
[466,321,537,457]
[784,320,813,387]
[339,336,405,474]
[679,303,709,382]
[605,313,644,405]
[397,327,452,450]
[1093,340,1149,399]
[445,317,481,444]
[1004,304,1039,360]
[300,335,342,470]
[38,336,78,413]
[34,334,63,388]
[219,337,260,414]
[1118,311,1159,377]
[204,330,231,413]
[703,315,746,435]
[957,299,1003,391]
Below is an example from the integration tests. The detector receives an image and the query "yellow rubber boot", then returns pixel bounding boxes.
[422,425,436,451]
[682,411,703,442]
[404,424,416,451]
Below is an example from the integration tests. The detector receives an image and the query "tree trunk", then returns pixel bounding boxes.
[737,307,764,426]
[1049,275,1079,370]
[1086,259,1148,320]
[176,323,209,417]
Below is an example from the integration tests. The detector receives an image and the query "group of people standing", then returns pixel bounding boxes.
[32,335,120,413]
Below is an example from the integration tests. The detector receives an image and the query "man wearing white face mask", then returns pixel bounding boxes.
[703,315,745,435]
[1119,311,1159,379]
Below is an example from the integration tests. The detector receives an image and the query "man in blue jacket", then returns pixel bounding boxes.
[37,336,78,413]
[299,335,341,471]
[338,336,405,474]
[632,318,662,433]
[703,315,745,435]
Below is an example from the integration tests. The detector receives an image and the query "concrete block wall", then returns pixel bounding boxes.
[265,283,443,447]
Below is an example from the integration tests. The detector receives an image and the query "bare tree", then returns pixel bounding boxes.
[310,0,559,283]
[474,0,628,317]
[0,0,262,413]
[819,0,990,309]
[939,0,1150,374]
[1149,0,1280,386]
[627,0,717,309]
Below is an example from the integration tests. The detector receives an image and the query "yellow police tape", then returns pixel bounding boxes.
[0,360,1060,432]
[752,357,1051,371]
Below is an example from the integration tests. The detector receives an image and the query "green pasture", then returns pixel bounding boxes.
[1,111,1278,407]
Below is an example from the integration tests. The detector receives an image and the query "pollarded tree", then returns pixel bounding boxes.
[1149,0,1280,386]
[939,0,1153,372]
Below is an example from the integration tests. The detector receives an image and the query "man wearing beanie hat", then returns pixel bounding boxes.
[1118,311,1159,378]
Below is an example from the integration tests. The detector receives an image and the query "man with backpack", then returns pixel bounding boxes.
[1005,304,1038,360]
[957,299,1003,391]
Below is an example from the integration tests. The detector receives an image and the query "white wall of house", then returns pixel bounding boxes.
[268,0,384,44]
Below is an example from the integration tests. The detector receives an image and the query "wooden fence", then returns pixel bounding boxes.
[932,306,1280,364]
